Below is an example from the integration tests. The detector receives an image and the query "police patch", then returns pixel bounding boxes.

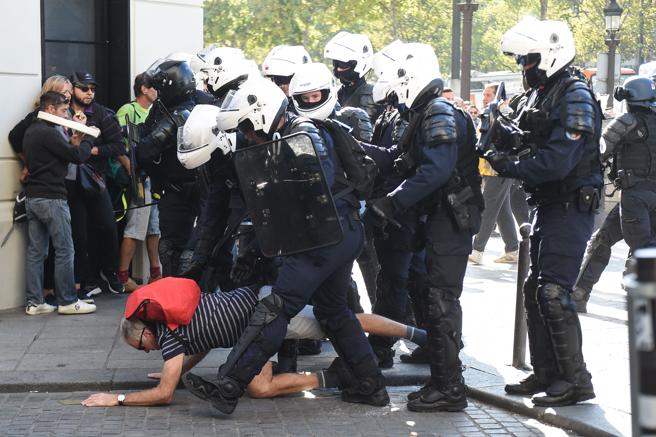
[566,130,582,141]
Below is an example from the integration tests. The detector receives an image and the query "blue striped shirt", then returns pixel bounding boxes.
[155,287,258,361]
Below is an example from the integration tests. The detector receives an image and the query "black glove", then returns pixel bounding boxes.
[230,250,261,285]
[483,150,513,177]
[362,197,401,240]
[178,262,204,282]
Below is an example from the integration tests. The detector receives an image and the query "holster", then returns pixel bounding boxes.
[614,169,637,190]
[577,186,601,213]
[444,174,474,231]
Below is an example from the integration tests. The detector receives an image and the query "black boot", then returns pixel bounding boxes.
[407,376,467,412]
[298,339,322,355]
[372,346,395,369]
[341,375,389,407]
[532,370,595,407]
[182,373,243,414]
[504,373,551,395]
[323,357,357,389]
[400,345,430,364]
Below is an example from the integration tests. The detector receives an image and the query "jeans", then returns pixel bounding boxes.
[25,198,77,306]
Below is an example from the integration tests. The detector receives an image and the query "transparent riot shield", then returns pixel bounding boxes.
[233,132,343,257]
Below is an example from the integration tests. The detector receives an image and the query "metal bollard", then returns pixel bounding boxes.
[626,248,656,437]
[512,222,532,369]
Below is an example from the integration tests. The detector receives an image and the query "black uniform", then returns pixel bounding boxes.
[493,71,603,407]
[363,82,483,412]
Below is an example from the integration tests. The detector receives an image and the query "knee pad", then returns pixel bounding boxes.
[426,287,455,321]
[537,282,573,319]
[251,292,287,325]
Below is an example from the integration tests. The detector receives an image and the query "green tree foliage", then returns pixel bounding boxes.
[203,0,656,76]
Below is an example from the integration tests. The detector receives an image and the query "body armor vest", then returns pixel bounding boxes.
[517,74,602,197]
[616,111,656,181]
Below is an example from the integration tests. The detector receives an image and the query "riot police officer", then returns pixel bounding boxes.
[485,17,602,406]
[262,45,312,97]
[138,59,199,277]
[181,77,387,414]
[573,76,656,312]
[363,42,483,412]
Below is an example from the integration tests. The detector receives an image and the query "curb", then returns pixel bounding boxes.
[466,387,621,437]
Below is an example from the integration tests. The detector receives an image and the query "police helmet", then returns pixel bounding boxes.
[215,77,288,138]
[195,46,258,98]
[614,76,656,108]
[324,31,374,83]
[146,59,196,107]
[289,63,338,120]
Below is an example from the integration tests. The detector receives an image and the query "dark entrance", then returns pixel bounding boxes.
[41,0,130,111]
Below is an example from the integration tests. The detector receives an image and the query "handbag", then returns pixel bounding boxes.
[78,163,106,198]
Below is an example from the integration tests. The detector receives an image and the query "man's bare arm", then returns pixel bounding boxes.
[82,354,184,407]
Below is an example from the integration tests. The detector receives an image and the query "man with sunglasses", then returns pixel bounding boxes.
[68,72,126,298]
[484,18,602,407]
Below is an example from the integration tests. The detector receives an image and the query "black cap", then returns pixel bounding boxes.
[70,71,97,86]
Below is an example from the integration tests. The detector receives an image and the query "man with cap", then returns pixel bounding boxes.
[67,72,126,299]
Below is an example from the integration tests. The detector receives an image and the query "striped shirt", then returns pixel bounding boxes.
[155,287,258,361]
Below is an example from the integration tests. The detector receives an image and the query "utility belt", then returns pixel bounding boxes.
[529,186,601,212]
[614,169,656,190]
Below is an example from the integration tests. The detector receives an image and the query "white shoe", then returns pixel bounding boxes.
[468,250,483,265]
[25,302,57,316]
[494,251,519,264]
[58,299,96,315]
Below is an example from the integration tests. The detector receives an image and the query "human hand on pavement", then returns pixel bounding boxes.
[81,393,118,407]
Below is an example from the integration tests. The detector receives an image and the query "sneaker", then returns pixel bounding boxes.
[124,277,141,293]
[58,299,96,315]
[494,251,519,264]
[76,289,95,304]
[468,250,483,265]
[82,283,102,297]
[25,302,57,316]
[100,271,125,294]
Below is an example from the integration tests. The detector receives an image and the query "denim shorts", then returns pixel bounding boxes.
[123,179,160,240]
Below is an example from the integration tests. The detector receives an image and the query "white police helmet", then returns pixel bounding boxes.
[193,46,256,97]
[375,42,440,108]
[372,40,404,103]
[501,17,576,79]
[215,77,288,137]
[177,104,236,169]
[288,63,338,120]
[324,31,374,79]
[262,45,312,78]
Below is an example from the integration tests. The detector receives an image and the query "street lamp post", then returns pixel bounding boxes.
[604,0,623,110]
[458,0,478,101]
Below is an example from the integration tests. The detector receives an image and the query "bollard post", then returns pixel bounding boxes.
[626,248,656,437]
[512,222,532,369]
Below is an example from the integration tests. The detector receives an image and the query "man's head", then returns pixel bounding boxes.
[482,83,499,107]
[289,62,338,120]
[262,45,312,97]
[70,71,97,108]
[442,88,455,101]
[134,72,157,104]
[324,31,373,86]
[120,318,159,353]
[40,91,70,118]
[468,105,480,120]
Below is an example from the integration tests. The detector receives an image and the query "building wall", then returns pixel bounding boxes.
[0,0,42,310]
[131,0,204,86]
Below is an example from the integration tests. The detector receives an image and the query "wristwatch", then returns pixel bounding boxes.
[117,394,126,406]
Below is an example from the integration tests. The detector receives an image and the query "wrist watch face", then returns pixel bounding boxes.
[117,394,126,405]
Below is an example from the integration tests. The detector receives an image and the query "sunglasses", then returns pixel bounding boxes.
[137,328,146,351]
[76,85,96,93]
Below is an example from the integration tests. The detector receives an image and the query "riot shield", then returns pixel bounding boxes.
[233,132,343,257]
[125,117,146,206]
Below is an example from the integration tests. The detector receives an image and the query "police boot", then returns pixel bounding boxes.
[275,339,298,374]
[504,369,553,395]
[400,345,430,364]
[372,346,395,369]
[182,373,243,414]
[324,357,357,389]
[341,375,389,407]
[532,369,595,407]
[298,339,322,355]
[407,375,467,412]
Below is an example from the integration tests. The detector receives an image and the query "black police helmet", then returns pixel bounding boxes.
[614,76,656,108]
[147,60,196,107]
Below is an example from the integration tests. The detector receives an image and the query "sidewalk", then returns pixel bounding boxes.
[0,236,631,437]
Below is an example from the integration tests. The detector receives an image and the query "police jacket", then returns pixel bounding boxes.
[602,107,656,185]
[137,98,195,188]
[334,105,373,142]
[506,71,603,201]
[338,78,383,124]
[362,81,482,213]
[370,106,408,197]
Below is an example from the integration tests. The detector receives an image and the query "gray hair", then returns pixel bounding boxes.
[120,318,148,344]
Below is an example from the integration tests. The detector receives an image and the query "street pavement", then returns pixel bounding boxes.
[0,234,631,436]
